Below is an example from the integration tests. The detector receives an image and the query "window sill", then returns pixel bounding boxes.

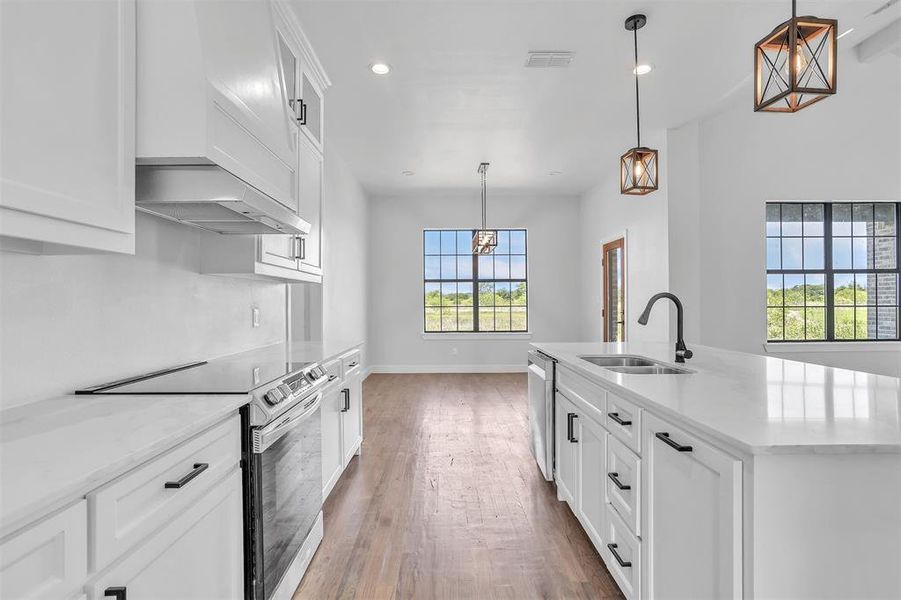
[764,341,901,353]
[421,332,533,340]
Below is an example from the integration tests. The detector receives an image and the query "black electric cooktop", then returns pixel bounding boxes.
[76,344,313,395]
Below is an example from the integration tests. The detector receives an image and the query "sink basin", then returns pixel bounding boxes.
[605,365,691,375]
[578,355,692,375]
[579,356,658,367]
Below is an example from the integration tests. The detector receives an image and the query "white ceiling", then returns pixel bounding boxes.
[290,0,897,195]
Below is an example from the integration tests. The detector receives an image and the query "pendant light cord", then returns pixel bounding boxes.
[633,26,641,148]
[481,167,487,229]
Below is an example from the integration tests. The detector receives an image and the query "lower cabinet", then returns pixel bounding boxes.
[554,392,578,506]
[86,469,243,600]
[321,382,345,498]
[340,371,363,465]
[641,413,742,600]
[321,352,365,500]
[552,369,742,600]
[576,413,606,551]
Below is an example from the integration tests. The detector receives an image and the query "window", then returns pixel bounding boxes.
[766,202,900,342]
[424,229,528,333]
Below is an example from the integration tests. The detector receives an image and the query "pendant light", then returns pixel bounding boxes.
[620,14,658,196]
[472,162,497,255]
[754,0,837,112]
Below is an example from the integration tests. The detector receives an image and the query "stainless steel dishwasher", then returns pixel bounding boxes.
[527,350,555,481]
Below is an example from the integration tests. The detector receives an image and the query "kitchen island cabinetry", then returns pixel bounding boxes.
[535,341,901,600]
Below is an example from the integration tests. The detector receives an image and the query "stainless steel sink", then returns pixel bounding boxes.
[605,365,690,375]
[579,356,658,367]
[578,355,692,375]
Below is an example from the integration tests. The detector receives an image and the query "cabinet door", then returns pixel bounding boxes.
[259,234,300,271]
[0,0,135,254]
[297,134,323,274]
[554,392,578,507]
[0,501,87,600]
[299,69,324,149]
[642,413,742,600]
[576,414,606,553]
[321,383,344,498]
[88,470,243,600]
[341,373,363,465]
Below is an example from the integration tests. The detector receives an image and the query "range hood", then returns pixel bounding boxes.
[135,165,310,235]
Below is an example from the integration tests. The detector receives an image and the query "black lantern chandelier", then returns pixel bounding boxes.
[472,162,497,254]
[754,0,837,112]
[620,14,658,196]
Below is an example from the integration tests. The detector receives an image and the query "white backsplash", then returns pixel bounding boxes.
[0,213,287,409]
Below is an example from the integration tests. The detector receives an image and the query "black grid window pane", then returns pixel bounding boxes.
[766,202,900,342]
[424,229,528,333]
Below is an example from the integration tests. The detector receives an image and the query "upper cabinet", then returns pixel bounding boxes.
[0,0,136,254]
[200,1,328,283]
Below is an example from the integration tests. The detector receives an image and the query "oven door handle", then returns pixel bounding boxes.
[253,392,322,454]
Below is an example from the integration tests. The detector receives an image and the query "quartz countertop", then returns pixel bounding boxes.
[532,342,901,455]
[0,393,247,538]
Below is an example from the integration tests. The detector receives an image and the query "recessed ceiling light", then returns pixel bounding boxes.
[837,28,854,39]
[370,62,391,75]
[549,170,563,176]
[401,170,415,176]
[633,63,653,75]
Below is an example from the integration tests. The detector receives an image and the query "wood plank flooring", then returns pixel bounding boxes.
[293,373,622,600]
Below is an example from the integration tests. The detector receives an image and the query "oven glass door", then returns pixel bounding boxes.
[255,402,322,599]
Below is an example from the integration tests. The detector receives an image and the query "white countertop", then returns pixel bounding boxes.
[0,393,247,538]
[532,342,901,456]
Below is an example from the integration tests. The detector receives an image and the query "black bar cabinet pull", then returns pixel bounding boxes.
[104,587,127,600]
[607,472,631,491]
[656,432,693,453]
[607,543,632,568]
[608,412,632,427]
[164,463,209,489]
[341,388,350,412]
[328,374,338,382]
[297,99,307,125]
[567,412,578,443]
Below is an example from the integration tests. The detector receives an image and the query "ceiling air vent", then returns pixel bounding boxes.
[525,51,575,68]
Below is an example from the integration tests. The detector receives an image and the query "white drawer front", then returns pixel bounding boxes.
[89,414,240,572]
[605,503,641,600]
[555,364,606,422]
[606,393,642,454]
[340,349,361,378]
[606,434,641,537]
[322,358,342,389]
[0,501,87,600]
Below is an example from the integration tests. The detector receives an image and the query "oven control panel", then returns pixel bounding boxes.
[251,364,328,425]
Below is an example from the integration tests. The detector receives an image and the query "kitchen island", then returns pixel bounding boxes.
[532,341,901,600]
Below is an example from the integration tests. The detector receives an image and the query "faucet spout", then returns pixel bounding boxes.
[637,292,693,363]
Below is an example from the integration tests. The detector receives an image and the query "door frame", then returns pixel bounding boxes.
[602,234,627,342]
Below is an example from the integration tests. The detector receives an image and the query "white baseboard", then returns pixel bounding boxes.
[368,364,527,374]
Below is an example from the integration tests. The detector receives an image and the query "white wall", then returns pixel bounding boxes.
[579,131,672,344]
[667,51,901,376]
[366,192,582,370]
[320,146,368,348]
[0,213,286,409]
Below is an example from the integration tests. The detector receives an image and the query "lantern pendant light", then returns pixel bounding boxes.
[620,14,658,196]
[754,0,837,112]
[472,162,497,255]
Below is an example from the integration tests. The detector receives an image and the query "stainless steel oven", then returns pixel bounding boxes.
[246,390,323,600]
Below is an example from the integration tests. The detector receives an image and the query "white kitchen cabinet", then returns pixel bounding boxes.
[0,0,135,254]
[0,501,87,599]
[576,413,607,553]
[297,134,323,276]
[321,377,344,498]
[136,0,297,209]
[554,392,578,507]
[87,470,243,600]
[641,412,742,600]
[341,371,363,465]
